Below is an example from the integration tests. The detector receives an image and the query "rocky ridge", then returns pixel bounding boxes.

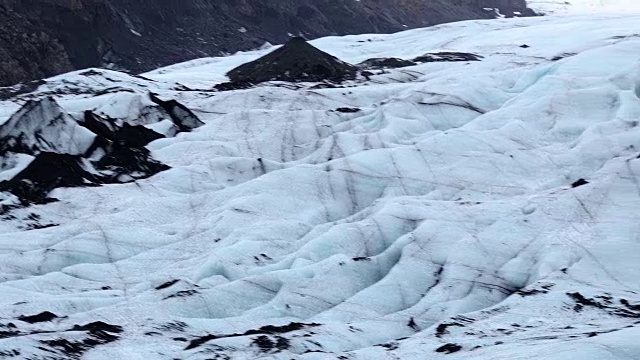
[0,0,534,86]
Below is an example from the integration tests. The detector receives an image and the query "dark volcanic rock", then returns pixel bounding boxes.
[80,111,170,184]
[354,52,484,72]
[358,57,417,70]
[413,52,483,63]
[571,178,589,188]
[0,152,99,204]
[0,0,535,86]
[335,107,361,113]
[0,140,168,205]
[149,94,204,131]
[82,111,164,148]
[435,343,463,354]
[71,321,123,335]
[41,321,123,358]
[226,37,358,85]
[92,143,170,184]
[17,311,59,324]
[185,322,320,350]
[213,81,255,92]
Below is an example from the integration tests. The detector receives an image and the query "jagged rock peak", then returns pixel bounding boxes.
[0,97,95,155]
[226,37,358,84]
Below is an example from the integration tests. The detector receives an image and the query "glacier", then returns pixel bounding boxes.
[0,12,639,360]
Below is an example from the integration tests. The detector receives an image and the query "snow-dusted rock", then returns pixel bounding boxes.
[149,94,205,132]
[0,77,204,203]
[0,97,95,155]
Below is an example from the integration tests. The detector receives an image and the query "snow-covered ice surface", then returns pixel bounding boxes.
[1,13,640,359]
[529,0,640,14]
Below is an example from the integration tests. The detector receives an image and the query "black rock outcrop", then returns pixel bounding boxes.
[149,94,204,132]
[226,37,358,85]
[82,111,164,148]
[413,52,483,63]
[0,152,99,204]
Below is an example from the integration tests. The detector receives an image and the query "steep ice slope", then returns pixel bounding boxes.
[0,13,640,359]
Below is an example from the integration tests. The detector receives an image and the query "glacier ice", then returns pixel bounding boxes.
[0,12,639,360]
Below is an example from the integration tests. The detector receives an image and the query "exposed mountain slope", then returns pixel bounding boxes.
[0,12,639,360]
[0,0,534,86]
[0,2,74,87]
